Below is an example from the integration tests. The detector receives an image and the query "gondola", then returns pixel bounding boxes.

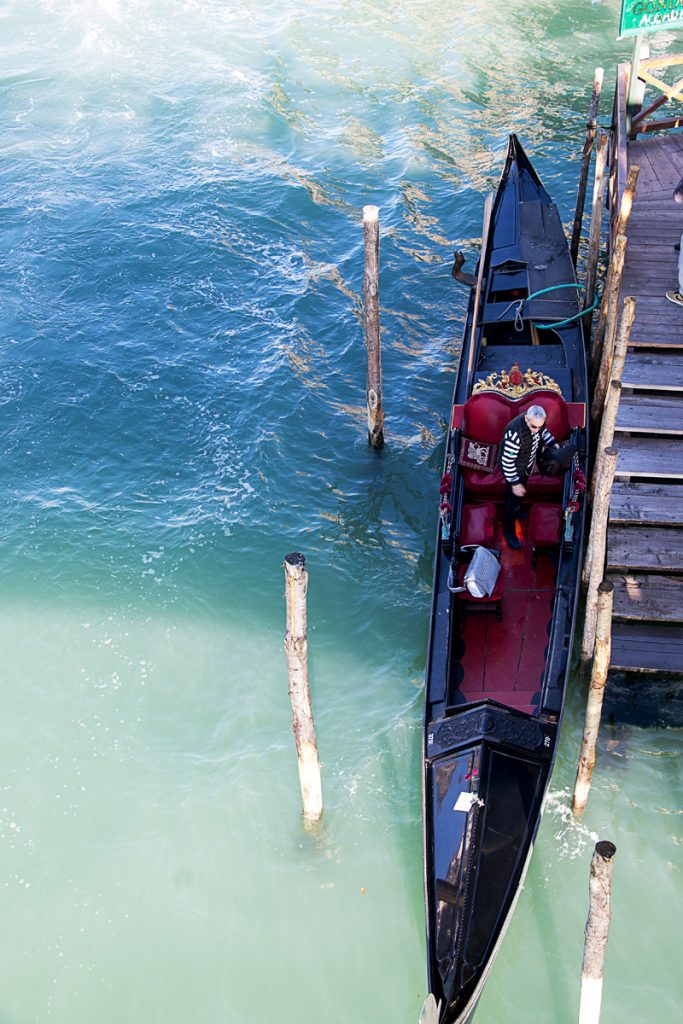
[422,135,589,1023]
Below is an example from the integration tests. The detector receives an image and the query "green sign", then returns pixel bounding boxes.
[620,0,683,37]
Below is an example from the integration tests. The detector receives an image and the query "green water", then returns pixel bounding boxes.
[1,0,681,1021]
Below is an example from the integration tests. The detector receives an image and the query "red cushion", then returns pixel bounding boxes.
[529,503,563,547]
[460,502,496,546]
[518,391,570,442]
[457,562,505,602]
[463,393,513,445]
[464,467,563,498]
[526,472,564,496]
[463,466,507,497]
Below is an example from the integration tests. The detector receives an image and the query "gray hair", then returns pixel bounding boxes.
[526,404,546,423]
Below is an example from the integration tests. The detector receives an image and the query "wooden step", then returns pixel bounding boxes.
[616,394,683,434]
[621,353,683,392]
[612,436,683,479]
[608,525,683,572]
[609,482,683,526]
[610,622,683,674]
[628,329,683,350]
[608,572,683,622]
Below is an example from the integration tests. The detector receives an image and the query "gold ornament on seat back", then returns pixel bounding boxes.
[472,362,562,399]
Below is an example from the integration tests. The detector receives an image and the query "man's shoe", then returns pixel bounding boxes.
[674,242,680,252]
[504,530,523,550]
[666,290,683,307]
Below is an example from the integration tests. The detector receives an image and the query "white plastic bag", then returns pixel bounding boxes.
[448,546,501,598]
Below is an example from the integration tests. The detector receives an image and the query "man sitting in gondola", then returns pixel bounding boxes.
[498,404,557,550]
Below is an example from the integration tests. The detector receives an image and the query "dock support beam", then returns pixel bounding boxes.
[581,447,619,669]
[579,841,617,1024]
[583,132,609,339]
[571,67,605,268]
[573,580,614,815]
[590,234,627,399]
[284,552,323,826]
[363,205,384,449]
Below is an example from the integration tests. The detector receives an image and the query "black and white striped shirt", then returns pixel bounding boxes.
[499,413,555,485]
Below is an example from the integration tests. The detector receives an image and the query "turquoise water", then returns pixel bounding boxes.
[1,1,681,1021]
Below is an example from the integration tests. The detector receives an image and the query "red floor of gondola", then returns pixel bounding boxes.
[454,516,558,716]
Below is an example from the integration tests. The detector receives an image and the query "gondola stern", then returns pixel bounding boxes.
[424,713,554,1022]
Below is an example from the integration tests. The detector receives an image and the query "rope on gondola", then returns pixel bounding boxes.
[497,283,600,332]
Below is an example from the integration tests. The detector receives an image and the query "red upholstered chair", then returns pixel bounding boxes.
[529,503,563,568]
[455,562,505,622]
[459,502,497,547]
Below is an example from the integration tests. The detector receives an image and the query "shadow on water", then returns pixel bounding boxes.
[604,673,683,730]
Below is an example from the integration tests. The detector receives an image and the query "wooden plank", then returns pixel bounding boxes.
[609,481,683,525]
[629,299,683,311]
[613,436,683,478]
[609,572,683,622]
[610,621,683,673]
[645,136,683,190]
[608,524,683,571]
[624,241,682,255]
[628,144,661,193]
[616,394,683,433]
[629,296,683,311]
[629,335,683,350]
[622,353,683,390]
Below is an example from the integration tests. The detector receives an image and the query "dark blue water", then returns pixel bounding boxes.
[0,3,680,1022]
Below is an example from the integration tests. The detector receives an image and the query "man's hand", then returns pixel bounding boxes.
[512,483,526,497]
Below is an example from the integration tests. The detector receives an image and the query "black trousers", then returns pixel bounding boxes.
[504,480,526,534]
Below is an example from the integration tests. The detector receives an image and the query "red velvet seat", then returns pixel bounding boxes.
[529,503,563,567]
[456,562,505,622]
[463,466,563,498]
[459,502,497,546]
[460,389,570,498]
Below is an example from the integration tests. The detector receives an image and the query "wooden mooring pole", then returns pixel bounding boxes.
[590,234,627,395]
[363,205,384,449]
[590,164,638,381]
[283,552,323,825]
[570,67,605,268]
[579,841,617,1024]
[581,447,619,670]
[592,294,635,427]
[583,133,609,338]
[573,580,614,815]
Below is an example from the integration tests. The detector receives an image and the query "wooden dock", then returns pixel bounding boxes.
[602,64,683,675]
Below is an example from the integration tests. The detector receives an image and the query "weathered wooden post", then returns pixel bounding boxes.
[570,67,605,267]
[589,296,634,500]
[363,205,384,449]
[591,380,623,505]
[592,270,633,423]
[607,294,635,387]
[590,234,627,412]
[579,841,617,1024]
[581,448,619,667]
[283,552,323,825]
[583,133,609,336]
[614,164,640,238]
[590,165,638,370]
[573,580,614,814]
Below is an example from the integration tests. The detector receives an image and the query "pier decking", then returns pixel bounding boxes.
[605,130,683,674]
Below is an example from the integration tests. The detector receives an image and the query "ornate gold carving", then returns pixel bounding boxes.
[472,362,562,398]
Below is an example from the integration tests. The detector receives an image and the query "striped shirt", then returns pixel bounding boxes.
[499,414,555,485]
